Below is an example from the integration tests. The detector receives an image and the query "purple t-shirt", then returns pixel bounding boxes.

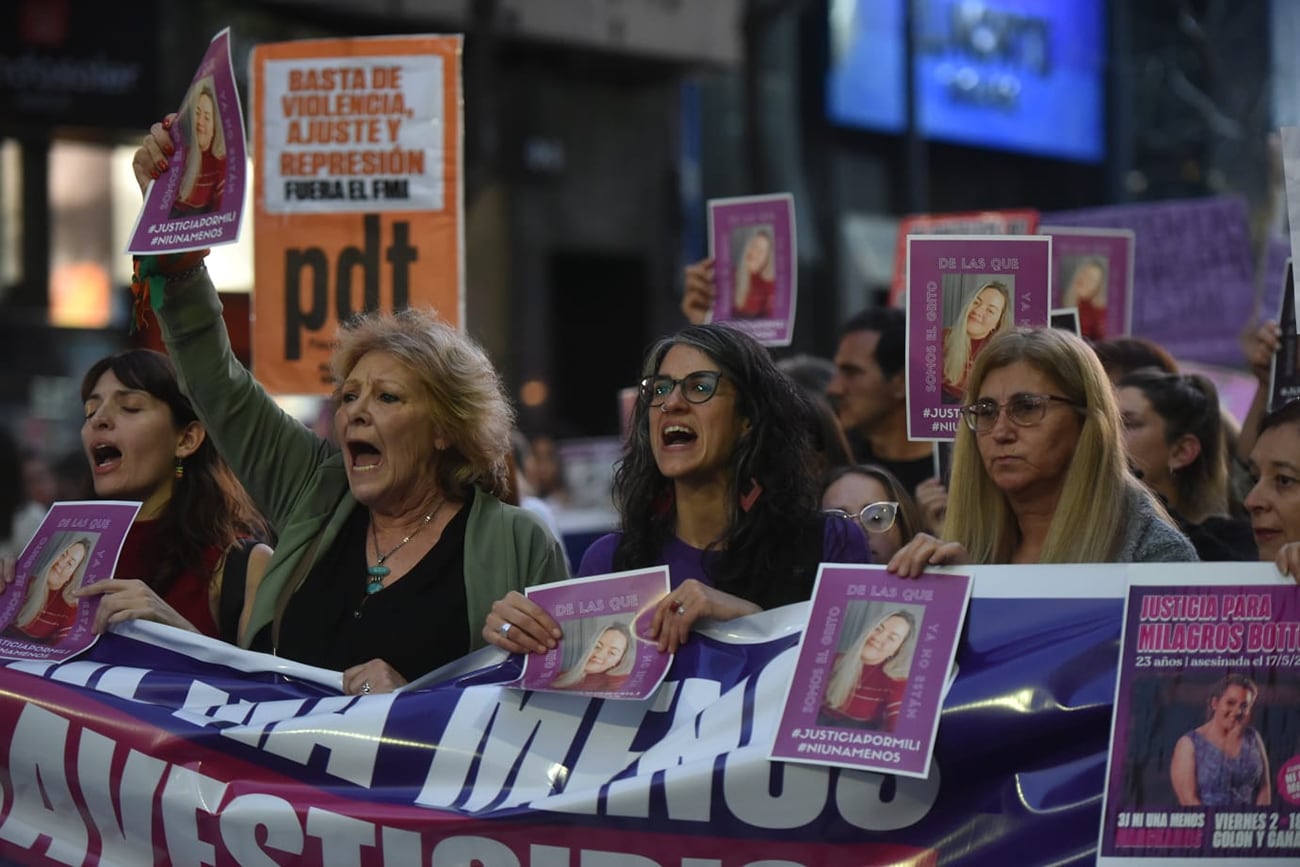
[577,516,871,591]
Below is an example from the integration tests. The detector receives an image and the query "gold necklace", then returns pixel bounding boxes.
[366,500,441,595]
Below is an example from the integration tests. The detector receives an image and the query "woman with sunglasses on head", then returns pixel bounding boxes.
[822,465,924,564]
[890,328,1196,575]
[488,324,871,654]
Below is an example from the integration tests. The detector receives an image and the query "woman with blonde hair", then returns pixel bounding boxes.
[168,79,227,218]
[942,280,1012,402]
[6,535,92,643]
[552,622,636,691]
[819,606,917,731]
[733,228,776,319]
[891,328,1196,572]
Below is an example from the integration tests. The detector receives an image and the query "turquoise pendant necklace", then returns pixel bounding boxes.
[366,502,439,595]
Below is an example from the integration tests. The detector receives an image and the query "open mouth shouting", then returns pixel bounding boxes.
[660,424,697,448]
[89,442,124,474]
[347,440,383,472]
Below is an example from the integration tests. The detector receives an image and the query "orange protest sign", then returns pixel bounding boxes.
[250,36,463,395]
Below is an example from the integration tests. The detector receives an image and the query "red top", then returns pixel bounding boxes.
[115,520,223,637]
[171,149,226,217]
[942,328,991,402]
[735,272,776,318]
[822,655,906,731]
[1076,298,1106,341]
[13,588,78,643]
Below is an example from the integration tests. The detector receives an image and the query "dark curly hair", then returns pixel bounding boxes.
[81,350,270,596]
[612,324,823,609]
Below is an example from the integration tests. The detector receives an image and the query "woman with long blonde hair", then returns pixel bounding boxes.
[820,606,917,731]
[892,328,1196,572]
[942,280,1011,403]
[168,79,227,218]
[733,228,777,319]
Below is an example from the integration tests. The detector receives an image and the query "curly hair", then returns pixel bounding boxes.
[612,324,823,608]
[331,307,514,498]
[81,350,269,596]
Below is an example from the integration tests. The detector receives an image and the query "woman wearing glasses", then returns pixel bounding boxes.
[489,324,870,655]
[822,465,924,564]
[890,328,1196,575]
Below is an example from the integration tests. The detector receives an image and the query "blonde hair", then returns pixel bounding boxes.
[552,623,636,687]
[331,307,514,497]
[734,228,776,307]
[178,79,226,202]
[942,327,1156,563]
[824,608,916,709]
[17,536,91,626]
[942,281,1012,395]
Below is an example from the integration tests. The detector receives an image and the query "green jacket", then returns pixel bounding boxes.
[156,269,570,651]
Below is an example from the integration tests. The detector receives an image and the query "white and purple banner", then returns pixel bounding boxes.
[706,193,797,347]
[0,563,1287,866]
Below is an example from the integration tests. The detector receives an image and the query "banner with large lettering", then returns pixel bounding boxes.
[249,35,464,395]
[0,564,1285,866]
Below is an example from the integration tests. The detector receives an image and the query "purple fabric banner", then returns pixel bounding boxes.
[1043,197,1255,366]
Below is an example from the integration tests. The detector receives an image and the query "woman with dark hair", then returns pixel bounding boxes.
[1117,369,1255,560]
[1244,397,1300,579]
[75,349,273,639]
[490,324,870,654]
[1170,674,1271,807]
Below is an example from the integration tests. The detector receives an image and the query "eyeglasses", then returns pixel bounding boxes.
[960,393,1081,433]
[823,501,899,534]
[639,371,724,407]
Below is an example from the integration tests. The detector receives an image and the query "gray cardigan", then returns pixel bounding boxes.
[1116,485,1199,563]
[155,268,570,651]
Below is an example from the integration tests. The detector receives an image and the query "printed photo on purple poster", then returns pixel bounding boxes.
[905,235,1052,441]
[127,28,247,255]
[1098,571,1300,865]
[518,567,672,700]
[1040,225,1136,343]
[0,501,141,663]
[707,193,797,347]
[770,564,972,779]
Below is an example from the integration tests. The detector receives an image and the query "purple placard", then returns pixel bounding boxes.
[126,28,246,255]
[707,193,797,347]
[1043,196,1255,367]
[1099,582,1300,864]
[905,234,1052,441]
[1040,225,1135,342]
[0,501,141,663]
[770,564,972,779]
[519,567,671,700]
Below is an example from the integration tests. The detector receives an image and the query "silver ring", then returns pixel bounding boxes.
[674,602,687,616]
[498,622,512,637]
[361,680,372,695]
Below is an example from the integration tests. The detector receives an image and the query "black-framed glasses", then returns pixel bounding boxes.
[639,371,724,407]
[960,393,1081,433]
[823,501,899,534]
